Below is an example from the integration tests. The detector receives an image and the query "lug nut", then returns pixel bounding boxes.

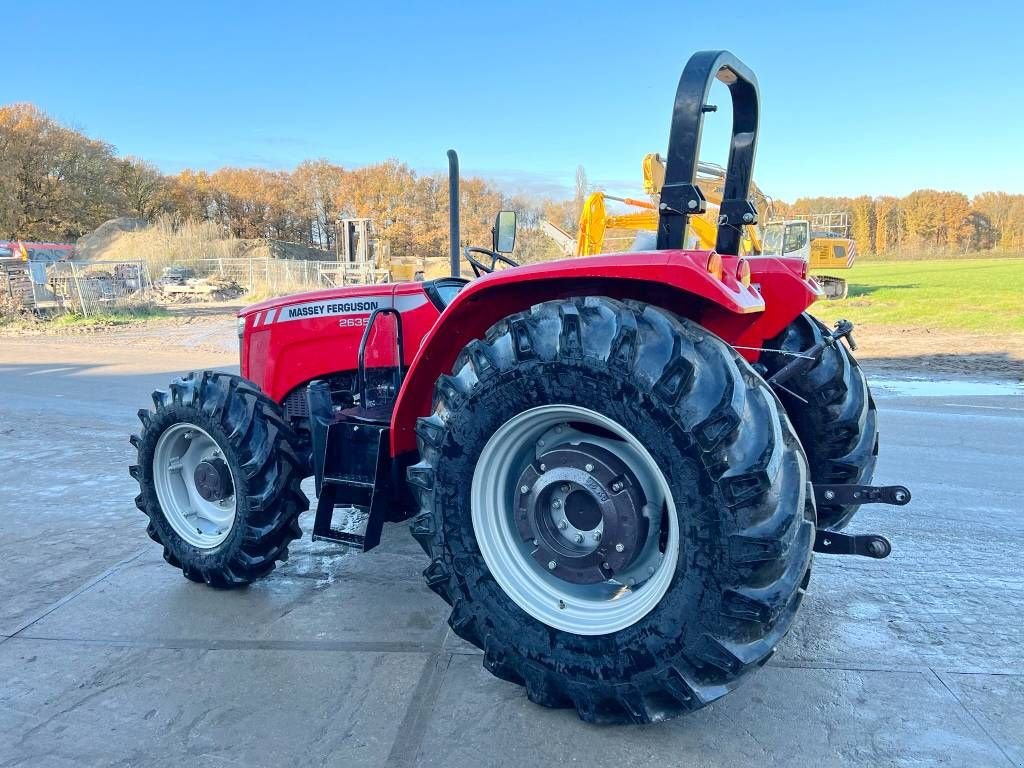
[593,531,602,542]
[552,499,562,510]
[521,485,530,494]
[615,543,625,552]
[585,463,594,472]
[610,480,624,492]
[561,484,571,493]
[547,560,557,570]
[558,520,568,530]
[574,534,584,544]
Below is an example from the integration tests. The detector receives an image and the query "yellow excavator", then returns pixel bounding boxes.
[575,154,768,256]
[573,154,855,298]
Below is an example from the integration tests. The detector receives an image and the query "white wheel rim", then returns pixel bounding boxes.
[153,423,237,549]
[471,405,679,635]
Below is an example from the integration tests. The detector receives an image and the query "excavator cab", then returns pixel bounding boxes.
[761,219,811,261]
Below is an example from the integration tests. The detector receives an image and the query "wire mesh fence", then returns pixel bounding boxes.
[14,260,150,317]
[1,255,390,318]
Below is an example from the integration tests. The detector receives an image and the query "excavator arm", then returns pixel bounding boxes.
[574,154,766,258]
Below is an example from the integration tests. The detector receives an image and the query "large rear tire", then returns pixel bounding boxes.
[407,298,815,724]
[130,371,309,587]
[760,313,878,530]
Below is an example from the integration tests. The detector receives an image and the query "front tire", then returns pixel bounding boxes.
[408,298,815,723]
[130,371,309,587]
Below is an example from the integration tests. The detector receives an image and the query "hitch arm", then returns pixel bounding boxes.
[814,484,911,507]
[767,319,857,389]
[814,531,891,559]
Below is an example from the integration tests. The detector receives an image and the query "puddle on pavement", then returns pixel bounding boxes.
[870,377,1023,398]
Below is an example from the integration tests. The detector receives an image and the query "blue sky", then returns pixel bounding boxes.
[4,0,1022,201]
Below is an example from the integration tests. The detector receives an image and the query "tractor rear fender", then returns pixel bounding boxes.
[390,251,818,455]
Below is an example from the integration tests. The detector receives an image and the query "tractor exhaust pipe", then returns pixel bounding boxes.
[447,149,460,278]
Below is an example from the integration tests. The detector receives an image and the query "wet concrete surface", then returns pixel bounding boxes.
[1,337,1022,767]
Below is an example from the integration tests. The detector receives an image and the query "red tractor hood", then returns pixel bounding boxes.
[239,283,402,319]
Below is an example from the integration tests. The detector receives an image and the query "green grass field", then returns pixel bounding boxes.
[812,257,1024,334]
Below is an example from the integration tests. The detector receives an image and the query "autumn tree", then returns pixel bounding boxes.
[114,157,165,219]
[0,103,121,239]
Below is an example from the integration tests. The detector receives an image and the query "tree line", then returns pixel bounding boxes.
[2,102,1021,259]
[772,190,1023,255]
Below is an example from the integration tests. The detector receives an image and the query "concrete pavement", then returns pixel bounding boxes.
[1,336,1021,767]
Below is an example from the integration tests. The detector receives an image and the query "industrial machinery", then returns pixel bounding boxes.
[760,212,857,298]
[574,158,857,298]
[130,51,907,724]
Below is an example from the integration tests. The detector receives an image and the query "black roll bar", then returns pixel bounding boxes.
[656,50,760,256]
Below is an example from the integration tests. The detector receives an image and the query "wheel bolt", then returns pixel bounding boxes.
[610,480,624,492]
[561,484,571,493]
[552,499,562,509]
[593,531,602,542]
[547,560,557,570]
[558,520,568,530]
[521,485,530,494]
[183,431,193,440]
[574,534,584,544]
[615,543,625,552]
[585,463,594,472]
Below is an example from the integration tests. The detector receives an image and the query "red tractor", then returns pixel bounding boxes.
[130,51,909,724]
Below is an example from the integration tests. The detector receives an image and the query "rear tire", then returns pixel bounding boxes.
[407,298,815,723]
[760,313,878,530]
[130,371,308,587]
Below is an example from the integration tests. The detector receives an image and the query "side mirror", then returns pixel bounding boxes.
[492,210,517,254]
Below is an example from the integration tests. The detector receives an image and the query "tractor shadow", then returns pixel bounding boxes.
[846,283,919,298]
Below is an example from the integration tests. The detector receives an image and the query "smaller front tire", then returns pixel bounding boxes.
[130,371,308,587]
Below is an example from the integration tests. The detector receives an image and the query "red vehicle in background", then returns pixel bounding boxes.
[0,241,75,263]
[130,50,908,724]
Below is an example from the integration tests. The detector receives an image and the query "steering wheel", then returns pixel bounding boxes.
[464,246,520,278]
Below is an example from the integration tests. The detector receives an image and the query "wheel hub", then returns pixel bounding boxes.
[514,442,648,584]
[193,458,233,502]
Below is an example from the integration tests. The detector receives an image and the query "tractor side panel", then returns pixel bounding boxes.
[389,250,774,456]
[240,283,440,404]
